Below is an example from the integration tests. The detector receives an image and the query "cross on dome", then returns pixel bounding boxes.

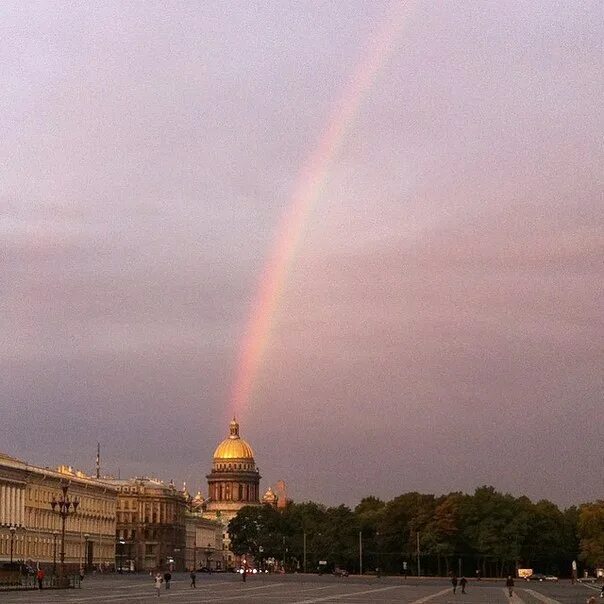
[229,417,240,439]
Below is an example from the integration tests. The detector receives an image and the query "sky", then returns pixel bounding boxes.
[1,1,602,509]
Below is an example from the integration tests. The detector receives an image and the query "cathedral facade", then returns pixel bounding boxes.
[203,418,261,524]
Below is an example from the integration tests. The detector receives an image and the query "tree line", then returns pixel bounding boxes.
[228,486,603,577]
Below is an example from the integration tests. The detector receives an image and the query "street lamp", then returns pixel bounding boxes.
[84,533,90,572]
[375,531,381,578]
[52,531,58,575]
[9,525,16,564]
[50,484,80,588]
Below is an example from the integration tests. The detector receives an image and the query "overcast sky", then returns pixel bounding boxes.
[1,1,602,508]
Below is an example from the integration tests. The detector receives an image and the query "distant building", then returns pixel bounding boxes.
[262,486,278,507]
[204,418,261,524]
[200,418,261,568]
[183,494,223,571]
[105,477,223,573]
[105,477,189,572]
[267,480,290,509]
[0,452,117,571]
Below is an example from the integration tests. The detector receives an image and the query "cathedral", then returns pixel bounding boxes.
[203,417,262,523]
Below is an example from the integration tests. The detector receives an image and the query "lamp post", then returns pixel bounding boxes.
[52,531,58,575]
[193,537,197,572]
[359,531,363,575]
[375,531,381,578]
[9,525,16,564]
[84,533,90,572]
[50,484,80,588]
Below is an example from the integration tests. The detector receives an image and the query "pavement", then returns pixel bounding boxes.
[0,574,600,604]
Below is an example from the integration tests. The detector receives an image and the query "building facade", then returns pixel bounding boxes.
[201,418,262,569]
[106,477,188,572]
[184,507,223,571]
[204,418,261,524]
[0,453,117,571]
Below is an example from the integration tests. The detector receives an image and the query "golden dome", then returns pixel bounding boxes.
[213,418,255,460]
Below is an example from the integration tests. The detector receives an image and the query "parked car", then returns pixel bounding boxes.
[526,573,558,582]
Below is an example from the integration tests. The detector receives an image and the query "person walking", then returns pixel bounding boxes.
[460,577,467,594]
[36,568,45,590]
[190,570,196,588]
[163,571,171,589]
[506,575,514,597]
[154,573,163,597]
[451,575,458,594]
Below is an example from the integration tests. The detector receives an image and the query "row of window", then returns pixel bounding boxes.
[29,488,114,515]
[216,463,254,471]
[25,509,114,534]
[0,533,110,559]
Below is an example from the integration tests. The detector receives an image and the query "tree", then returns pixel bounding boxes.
[228,504,283,560]
[578,501,604,568]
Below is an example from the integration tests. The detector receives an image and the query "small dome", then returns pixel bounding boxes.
[262,486,277,504]
[213,418,255,460]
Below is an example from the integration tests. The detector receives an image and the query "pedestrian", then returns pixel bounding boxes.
[451,575,458,594]
[460,577,467,594]
[79,567,85,581]
[154,573,163,597]
[600,584,604,598]
[190,570,196,588]
[163,571,171,589]
[476,569,481,581]
[36,568,45,590]
[505,575,514,598]
[587,597,596,604]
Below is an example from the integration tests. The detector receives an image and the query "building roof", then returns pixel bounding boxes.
[213,418,255,460]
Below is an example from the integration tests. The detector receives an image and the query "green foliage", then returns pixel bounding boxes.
[228,489,595,577]
[578,501,604,566]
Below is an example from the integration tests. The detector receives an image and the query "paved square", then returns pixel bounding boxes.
[0,575,597,603]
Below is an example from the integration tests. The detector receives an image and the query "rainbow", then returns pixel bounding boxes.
[229,4,411,421]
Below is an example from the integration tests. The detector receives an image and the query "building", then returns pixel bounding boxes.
[105,477,188,572]
[204,417,261,524]
[0,452,117,572]
[183,496,223,571]
[201,418,261,569]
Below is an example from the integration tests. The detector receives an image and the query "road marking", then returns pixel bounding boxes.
[581,583,603,592]
[67,582,287,603]
[501,588,527,603]
[523,588,561,604]
[291,584,405,603]
[409,587,453,603]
